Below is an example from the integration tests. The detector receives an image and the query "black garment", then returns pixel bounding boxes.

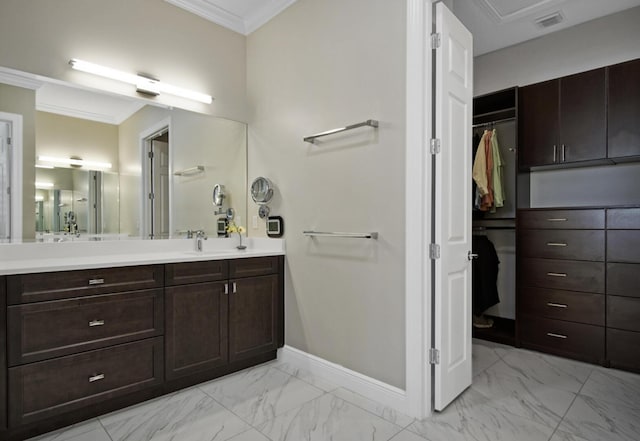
[472,235,500,315]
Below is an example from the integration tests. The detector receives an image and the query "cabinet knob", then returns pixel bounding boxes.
[88,373,105,383]
[89,319,105,327]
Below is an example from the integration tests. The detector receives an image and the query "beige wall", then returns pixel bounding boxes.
[474,6,640,95]
[247,0,407,388]
[0,0,247,121]
[474,7,640,208]
[0,84,36,239]
[36,112,119,172]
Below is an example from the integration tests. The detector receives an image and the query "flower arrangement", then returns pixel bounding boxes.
[226,221,246,250]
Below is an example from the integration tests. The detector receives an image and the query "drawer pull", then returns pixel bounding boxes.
[546,242,567,247]
[88,278,105,285]
[546,218,567,222]
[546,302,568,309]
[547,332,567,339]
[89,319,105,327]
[547,272,567,278]
[224,283,229,295]
[232,282,237,294]
[88,373,105,383]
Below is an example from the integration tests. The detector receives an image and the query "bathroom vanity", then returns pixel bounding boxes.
[0,239,284,440]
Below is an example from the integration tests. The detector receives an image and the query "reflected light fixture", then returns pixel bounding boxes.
[69,59,213,104]
[35,182,54,188]
[38,155,112,169]
[35,164,55,169]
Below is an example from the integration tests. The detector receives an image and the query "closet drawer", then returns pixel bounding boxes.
[7,289,164,366]
[7,265,164,304]
[519,316,604,363]
[165,260,228,286]
[518,209,604,230]
[519,230,604,261]
[607,263,640,297]
[519,287,604,326]
[607,208,640,229]
[607,231,640,263]
[520,258,605,293]
[607,329,640,372]
[229,256,280,278]
[8,337,163,427]
[608,296,640,332]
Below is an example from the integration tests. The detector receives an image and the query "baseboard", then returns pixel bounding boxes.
[277,345,410,415]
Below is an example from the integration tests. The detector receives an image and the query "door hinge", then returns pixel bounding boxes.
[430,138,441,155]
[430,33,441,49]
[429,243,440,259]
[6,186,10,195]
[429,348,440,365]
[148,151,154,159]
[7,137,12,145]
[148,193,154,200]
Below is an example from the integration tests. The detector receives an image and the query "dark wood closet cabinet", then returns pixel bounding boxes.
[608,58,640,160]
[519,68,607,168]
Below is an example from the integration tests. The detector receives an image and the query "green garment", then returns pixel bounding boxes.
[490,130,505,212]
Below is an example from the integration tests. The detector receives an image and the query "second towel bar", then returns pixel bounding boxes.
[303,231,378,239]
[303,119,379,143]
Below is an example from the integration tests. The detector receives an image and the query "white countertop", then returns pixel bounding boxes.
[0,237,285,275]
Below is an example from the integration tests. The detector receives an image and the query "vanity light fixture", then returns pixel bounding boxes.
[35,164,55,169]
[69,59,213,104]
[38,155,112,169]
[35,182,54,189]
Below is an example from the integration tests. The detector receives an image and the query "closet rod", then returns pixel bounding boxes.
[472,116,516,128]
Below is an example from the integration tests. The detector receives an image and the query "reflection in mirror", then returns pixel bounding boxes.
[0,67,247,242]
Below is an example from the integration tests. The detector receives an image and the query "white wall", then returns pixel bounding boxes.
[475,6,640,208]
[247,0,407,388]
[0,0,247,121]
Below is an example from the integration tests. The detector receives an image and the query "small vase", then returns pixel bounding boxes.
[236,232,246,250]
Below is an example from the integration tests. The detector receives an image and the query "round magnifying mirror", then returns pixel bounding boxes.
[212,184,226,207]
[250,177,273,204]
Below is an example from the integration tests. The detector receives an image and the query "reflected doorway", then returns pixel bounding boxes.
[144,128,170,239]
[0,120,11,240]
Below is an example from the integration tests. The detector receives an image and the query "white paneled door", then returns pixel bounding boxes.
[0,121,11,240]
[433,1,473,411]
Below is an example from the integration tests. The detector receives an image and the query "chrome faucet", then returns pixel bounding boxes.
[194,230,207,251]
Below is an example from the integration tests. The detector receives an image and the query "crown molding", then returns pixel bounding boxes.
[0,67,44,90]
[164,0,298,35]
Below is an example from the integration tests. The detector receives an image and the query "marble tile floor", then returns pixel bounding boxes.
[30,339,640,441]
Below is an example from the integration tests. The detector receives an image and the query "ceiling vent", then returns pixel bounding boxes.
[535,11,565,28]
[475,0,565,24]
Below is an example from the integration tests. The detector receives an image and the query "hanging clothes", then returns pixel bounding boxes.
[489,130,505,212]
[472,234,500,315]
[472,130,493,211]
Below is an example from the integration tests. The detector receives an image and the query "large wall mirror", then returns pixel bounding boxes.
[1,70,247,242]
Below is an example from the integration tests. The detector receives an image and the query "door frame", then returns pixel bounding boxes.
[0,112,23,241]
[404,0,434,419]
[138,117,172,238]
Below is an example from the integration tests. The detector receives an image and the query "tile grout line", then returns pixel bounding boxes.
[97,417,116,441]
[546,366,596,441]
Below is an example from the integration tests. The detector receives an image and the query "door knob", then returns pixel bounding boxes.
[468,251,478,261]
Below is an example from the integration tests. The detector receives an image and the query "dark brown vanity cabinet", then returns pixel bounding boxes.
[519,68,607,168]
[608,59,640,160]
[165,257,283,381]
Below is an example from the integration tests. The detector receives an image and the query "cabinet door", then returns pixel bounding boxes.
[0,277,6,430]
[519,79,559,168]
[165,282,228,380]
[609,59,640,159]
[229,275,279,362]
[559,68,607,163]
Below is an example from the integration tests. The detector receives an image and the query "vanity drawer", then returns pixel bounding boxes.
[607,329,640,372]
[607,296,640,332]
[519,287,604,326]
[165,260,228,286]
[519,316,604,364]
[520,258,605,293]
[607,208,640,229]
[519,230,604,261]
[607,231,640,263]
[607,263,640,297]
[229,256,280,278]
[7,289,163,366]
[518,209,605,230]
[8,337,163,427]
[7,265,164,304]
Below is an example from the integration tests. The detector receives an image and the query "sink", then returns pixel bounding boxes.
[183,250,239,256]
